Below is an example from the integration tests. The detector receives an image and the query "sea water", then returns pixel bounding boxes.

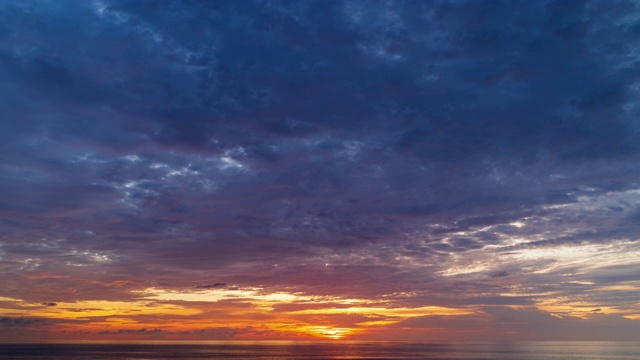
[0,341,639,359]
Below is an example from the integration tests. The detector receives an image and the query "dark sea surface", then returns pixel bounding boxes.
[0,341,639,360]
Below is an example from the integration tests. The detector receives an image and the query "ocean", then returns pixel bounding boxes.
[0,341,639,360]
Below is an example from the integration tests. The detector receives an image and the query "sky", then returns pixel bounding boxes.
[1,0,640,342]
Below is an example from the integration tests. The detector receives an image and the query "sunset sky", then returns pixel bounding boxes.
[2,0,640,342]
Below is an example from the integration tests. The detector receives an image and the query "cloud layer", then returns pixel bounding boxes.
[1,0,640,341]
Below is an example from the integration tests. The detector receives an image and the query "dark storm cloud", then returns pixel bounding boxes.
[1,0,640,328]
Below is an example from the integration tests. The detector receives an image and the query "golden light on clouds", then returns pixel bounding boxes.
[0,287,484,340]
[138,287,305,305]
[301,326,354,339]
[0,299,201,319]
[534,297,628,319]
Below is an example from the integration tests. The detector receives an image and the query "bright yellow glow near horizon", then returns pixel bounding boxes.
[301,326,354,339]
[0,287,487,340]
[17,283,639,340]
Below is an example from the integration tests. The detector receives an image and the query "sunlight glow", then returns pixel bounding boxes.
[302,326,354,339]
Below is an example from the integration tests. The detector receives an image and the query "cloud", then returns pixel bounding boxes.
[0,316,59,328]
[195,283,227,289]
[490,271,510,278]
[98,328,163,335]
